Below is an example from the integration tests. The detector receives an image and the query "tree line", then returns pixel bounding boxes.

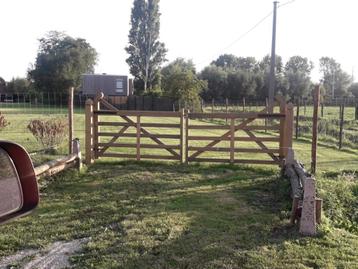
[125,0,358,107]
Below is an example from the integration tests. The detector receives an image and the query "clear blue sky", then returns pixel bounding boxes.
[0,0,357,82]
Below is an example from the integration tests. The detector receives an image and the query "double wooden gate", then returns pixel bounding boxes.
[85,93,293,166]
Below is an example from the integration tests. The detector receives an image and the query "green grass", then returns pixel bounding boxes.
[0,105,358,267]
[0,162,357,268]
[1,106,357,172]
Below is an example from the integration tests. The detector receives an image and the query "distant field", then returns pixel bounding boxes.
[0,104,357,172]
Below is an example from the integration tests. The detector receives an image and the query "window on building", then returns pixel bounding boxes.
[115,79,124,93]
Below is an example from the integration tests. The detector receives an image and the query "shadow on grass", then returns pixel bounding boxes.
[0,161,301,268]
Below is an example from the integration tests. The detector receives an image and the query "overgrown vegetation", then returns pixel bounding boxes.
[0,112,9,131]
[318,170,358,234]
[27,118,67,151]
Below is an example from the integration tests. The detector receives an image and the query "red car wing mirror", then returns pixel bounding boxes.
[0,141,39,224]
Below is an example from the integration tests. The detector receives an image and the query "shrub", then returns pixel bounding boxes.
[27,118,68,150]
[318,171,358,234]
[0,112,10,131]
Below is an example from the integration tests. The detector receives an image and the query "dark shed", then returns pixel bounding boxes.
[80,74,133,96]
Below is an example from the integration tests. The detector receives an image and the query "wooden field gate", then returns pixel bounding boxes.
[85,93,293,166]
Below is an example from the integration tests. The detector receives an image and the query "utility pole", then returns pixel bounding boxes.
[268,1,278,113]
[332,72,335,99]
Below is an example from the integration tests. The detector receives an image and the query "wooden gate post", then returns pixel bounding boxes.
[85,99,94,164]
[93,92,103,159]
[311,85,320,174]
[180,109,185,164]
[230,118,235,164]
[68,87,74,154]
[295,97,300,140]
[278,96,287,161]
[282,103,294,158]
[136,115,141,161]
[339,102,345,150]
[185,109,189,164]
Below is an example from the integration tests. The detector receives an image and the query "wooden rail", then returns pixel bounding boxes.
[85,93,293,166]
[35,139,82,178]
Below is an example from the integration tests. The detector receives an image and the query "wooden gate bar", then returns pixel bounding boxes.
[188,107,268,160]
[99,98,180,158]
[97,126,130,156]
[187,136,279,142]
[230,118,235,163]
[98,143,180,149]
[98,122,180,128]
[136,115,140,161]
[243,130,278,161]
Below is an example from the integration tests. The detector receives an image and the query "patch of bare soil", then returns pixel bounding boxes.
[0,238,88,269]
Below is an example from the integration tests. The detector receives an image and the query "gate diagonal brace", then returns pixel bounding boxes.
[189,107,268,160]
[97,126,129,156]
[99,98,180,158]
[243,130,278,161]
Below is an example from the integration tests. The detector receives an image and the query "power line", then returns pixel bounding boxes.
[278,0,296,8]
[197,10,272,65]
[197,0,296,66]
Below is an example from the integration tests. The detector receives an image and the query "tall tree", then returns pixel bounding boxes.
[0,77,6,93]
[28,31,97,94]
[6,78,31,94]
[348,82,358,98]
[126,0,167,94]
[284,56,313,99]
[162,58,206,111]
[319,57,352,97]
[211,54,240,70]
[199,65,228,100]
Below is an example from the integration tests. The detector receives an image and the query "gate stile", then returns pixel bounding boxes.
[86,93,184,163]
[86,93,293,166]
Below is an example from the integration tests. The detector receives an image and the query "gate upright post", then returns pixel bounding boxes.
[278,96,286,162]
[68,87,74,154]
[93,92,103,159]
[185,109,189,164]
[85,99,94,164]
[180,109,185,164]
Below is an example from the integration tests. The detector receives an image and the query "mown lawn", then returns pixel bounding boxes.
[0,161,357,268]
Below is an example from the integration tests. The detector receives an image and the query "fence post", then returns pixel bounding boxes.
[321,100,324,118]
[68,87,74,154]
[278,96,286,161]
[85,99,94,165]
[72,138,82,170]
[185,109,189,164]
[242,97,246,112]
[265,97,269,133]
[295,98,300,140]
[299,177,317,236]
[225,98,229,124]
[311,85,320,174]
[339,102,345,150]
[355,104,358,120]
[136,115,141,161]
